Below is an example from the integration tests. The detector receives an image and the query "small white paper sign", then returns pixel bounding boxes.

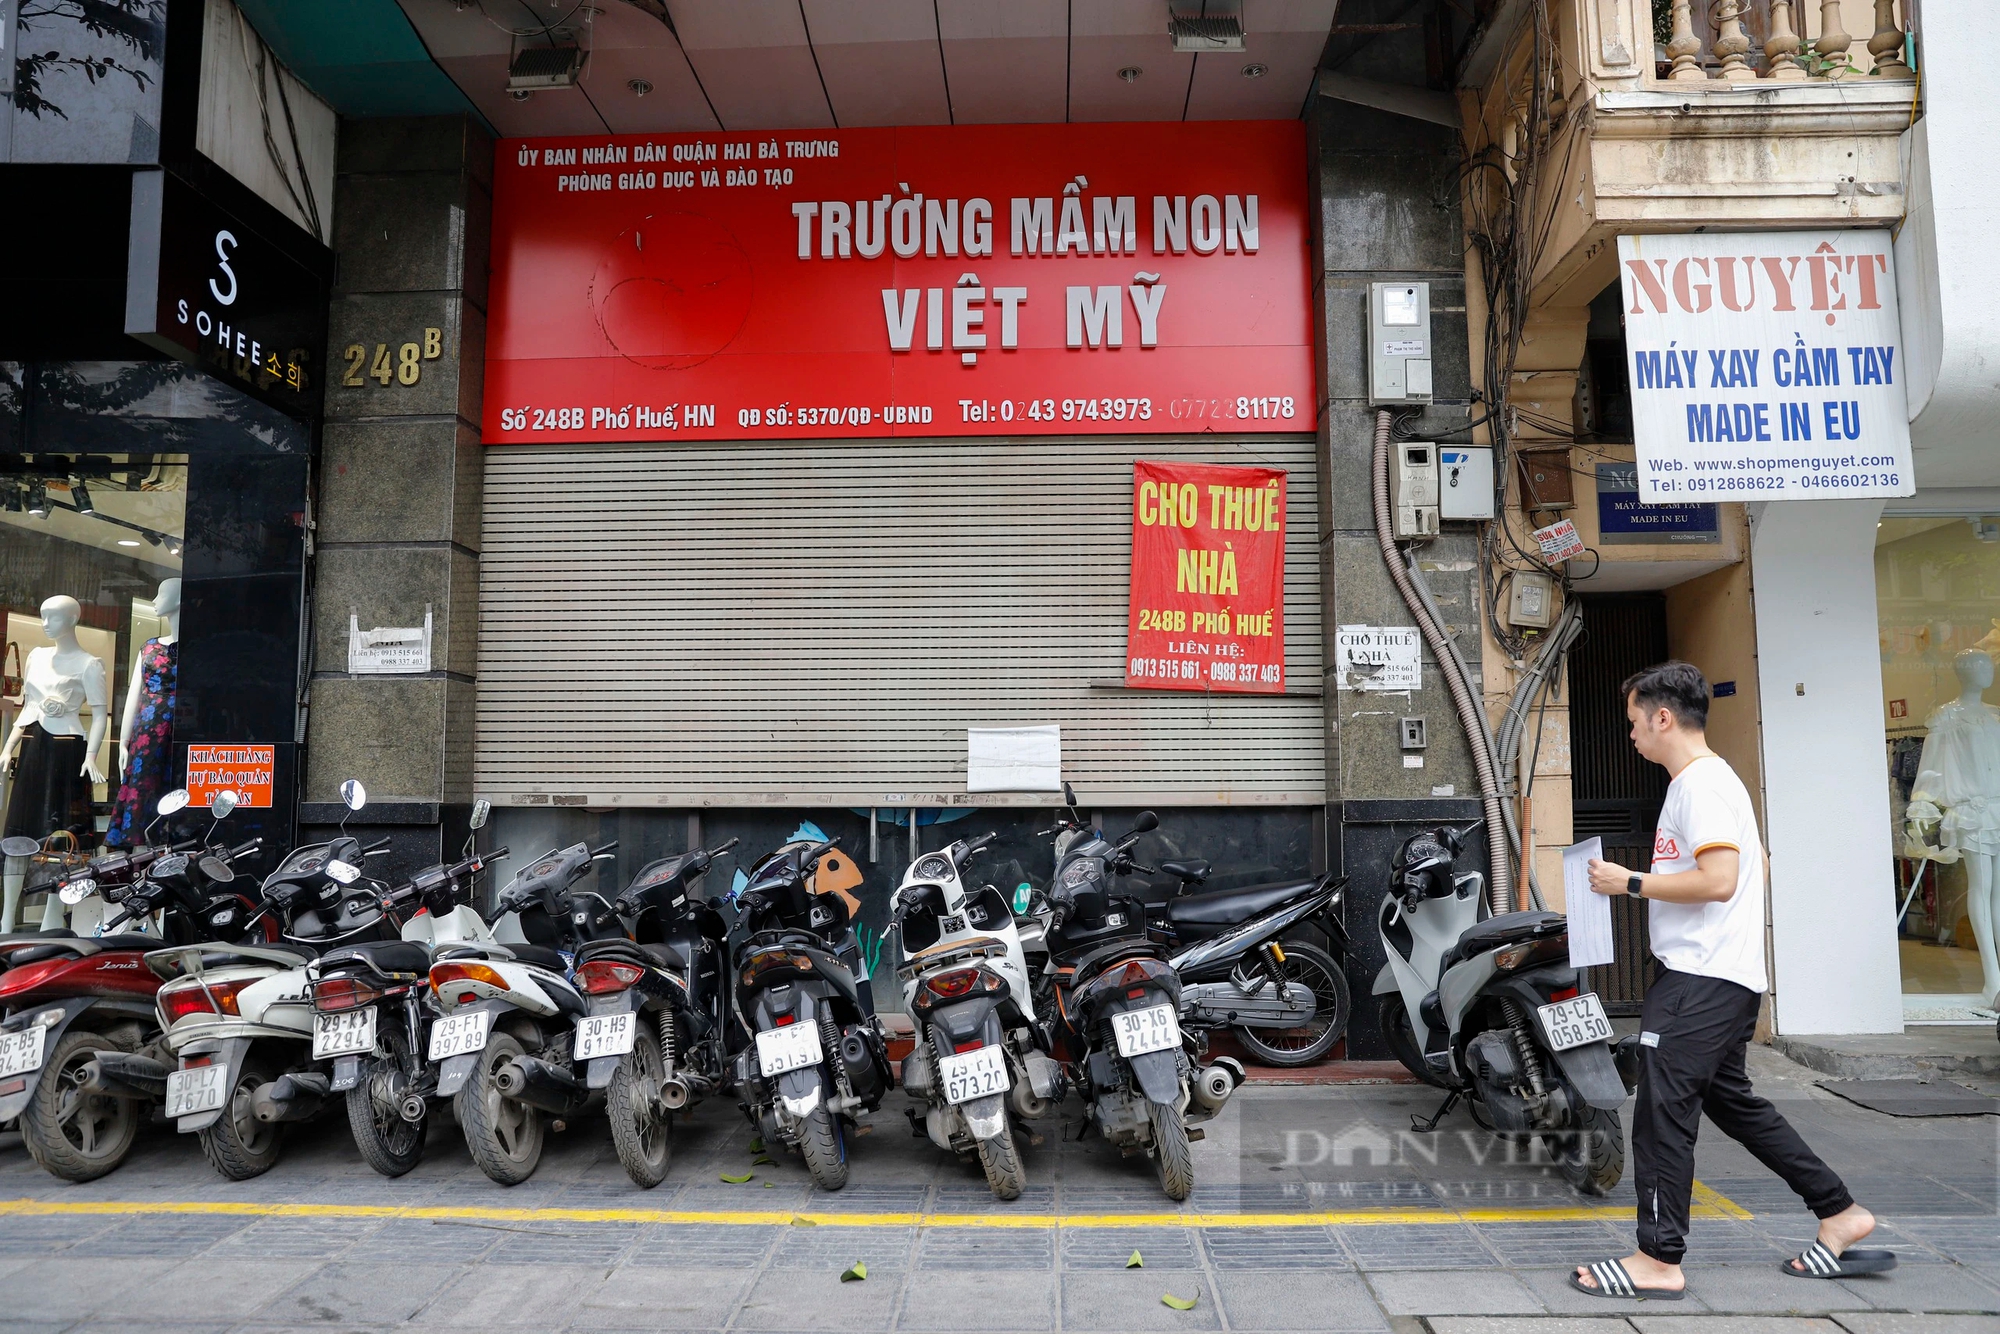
[1533,519,1587,563]
[1334,625,1421,692]
[348,606,433,675]
[1562,836,1616,970]
[967,726,1061,793]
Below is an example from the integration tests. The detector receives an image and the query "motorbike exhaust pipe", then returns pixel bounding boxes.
[399,1093,428,1124]
[1008,1079,1049,1121]
[1191,1063,1238,1114]
[493,1056,586,1115]
[251,1072,331,1124]
[659,1075,692,1111]
[76,1052,170,1101]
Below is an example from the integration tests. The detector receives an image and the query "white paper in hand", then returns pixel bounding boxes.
[1562,836,1616,970]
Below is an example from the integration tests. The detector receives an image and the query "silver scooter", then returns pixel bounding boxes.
[1372,822,1635,1194]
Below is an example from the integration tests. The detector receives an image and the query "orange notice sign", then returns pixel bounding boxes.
[1125,460,1287,694]
[186,744,276,808]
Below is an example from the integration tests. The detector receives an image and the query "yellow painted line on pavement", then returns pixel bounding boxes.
[0,1184,1750,1229]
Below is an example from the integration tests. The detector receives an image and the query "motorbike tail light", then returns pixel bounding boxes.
[575,959,644,995]
[429,961,509,997]
[158,978,251,1024]
[925,967,981,999]
[1126,987,1148,999]
[1120,958,1165,985]
[312,976,384,1012]
[774,1013,796,1026]
[743,949,813,986]
[1549,985,1579,1002]
[953,1040,985,1053]
[0,959,66,998]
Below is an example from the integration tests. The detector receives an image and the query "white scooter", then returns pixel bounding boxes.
[425,837,614,1185]
[889,832,1063,1199]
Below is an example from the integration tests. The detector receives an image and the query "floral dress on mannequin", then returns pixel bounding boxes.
[105,638,178,849]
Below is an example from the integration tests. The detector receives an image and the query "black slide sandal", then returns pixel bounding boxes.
[1567,1258,1687,1301]
[1783,1240,1898,1279]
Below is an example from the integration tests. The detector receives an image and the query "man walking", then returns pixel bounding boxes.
[1569,661,1892,1300]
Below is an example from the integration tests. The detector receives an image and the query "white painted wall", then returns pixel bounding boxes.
[195,0,337,243]
[1750,499,1903,1035]
[1895,0,2000,487]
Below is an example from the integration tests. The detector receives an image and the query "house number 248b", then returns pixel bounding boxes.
[343,328,444,387]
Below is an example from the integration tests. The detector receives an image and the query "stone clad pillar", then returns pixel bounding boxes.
[303,117,492,870]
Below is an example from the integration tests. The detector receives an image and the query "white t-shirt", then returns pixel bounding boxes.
[1647,754,1768,994]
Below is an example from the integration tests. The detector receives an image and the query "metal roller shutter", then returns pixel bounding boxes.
[475,434,1324,808]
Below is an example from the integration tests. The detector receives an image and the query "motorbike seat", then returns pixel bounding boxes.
[319,939,432,976]
[1166,876,1319,927]
[499,942,570,971]
[1438,909,1566,975]
[1160,859,1211,885]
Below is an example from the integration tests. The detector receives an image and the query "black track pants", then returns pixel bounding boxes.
[1632,969,1853,1264]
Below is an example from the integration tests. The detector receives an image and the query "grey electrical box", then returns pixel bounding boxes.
[1509,570,1557,628]
[1399,717,1427,750]
[1390,441,1439,538]
[1370,281,1433,407]
[1439,447,1496,520]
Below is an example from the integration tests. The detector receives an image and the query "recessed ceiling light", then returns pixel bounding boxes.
[510,89,532,101]
[117,538,141,547]
[628,78,652,97]
[1241,62,1268,78]
[1118,66,1143,82]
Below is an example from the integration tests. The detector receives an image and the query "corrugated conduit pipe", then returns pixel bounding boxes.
[1371,409,1513,915]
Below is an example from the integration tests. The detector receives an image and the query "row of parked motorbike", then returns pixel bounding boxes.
[0,781,1636,1201]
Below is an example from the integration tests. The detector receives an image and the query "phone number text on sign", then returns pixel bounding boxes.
[1126,460,1288,696]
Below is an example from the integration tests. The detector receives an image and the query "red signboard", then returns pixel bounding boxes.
[484,122,1313,443]
[1126,461,1287,694]
[185,744,275,809]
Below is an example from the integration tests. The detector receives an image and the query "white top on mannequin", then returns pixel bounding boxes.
[0,596,110,783]
[118,578,180,773]
[1906,649,2000,859]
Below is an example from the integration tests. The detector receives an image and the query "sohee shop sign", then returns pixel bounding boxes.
[483,123,1312,441]
[1618,231,1912,502]
[1126,462,1287,695]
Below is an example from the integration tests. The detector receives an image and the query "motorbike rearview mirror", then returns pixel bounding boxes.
[209,789,238,820]
[1063,780,1078,807]
[1,835,40,859]
[58,878,97,905]
[156,789,191,817]
[199,855,235,884]
[1127,810,1159,837]
[340,779,368,812]
[468,797,490,831]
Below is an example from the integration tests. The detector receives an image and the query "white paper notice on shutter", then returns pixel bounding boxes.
[967,726,1062,792]
[1618,231,1913,503]
[1334,625,1421,692]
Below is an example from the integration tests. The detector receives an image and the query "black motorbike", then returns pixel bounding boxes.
[728,837,892,1191]
[1034,798,1239,1201]
[570,836,738,1187]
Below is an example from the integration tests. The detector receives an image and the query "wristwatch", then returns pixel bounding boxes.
[1626,875,1645,898]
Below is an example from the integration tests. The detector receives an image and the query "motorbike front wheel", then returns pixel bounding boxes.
[607,1023,672,1188]
[1231,940,1351,1067]
[1549,1103,1625,1196]
[1149,1100,1194,1201]
[457,1031,544,1185]
[21,1030,140,1182]
[348,1028,424,1178]
[200,1056,284,1181]
[975,1121,1025,1200]
[797,1103,849,1191]
[1377,993,1451,1089]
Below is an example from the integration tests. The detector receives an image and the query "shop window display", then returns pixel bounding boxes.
[1876,517,2000,1017]
[1,361,307,931]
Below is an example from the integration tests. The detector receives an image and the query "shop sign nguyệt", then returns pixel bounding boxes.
[1126,461,1288,695]
[484,123,1313,443]
[1618,231,1912,502]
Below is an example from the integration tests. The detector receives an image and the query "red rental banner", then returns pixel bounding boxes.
[1126,461,1287,694]
[483,122,1313,443]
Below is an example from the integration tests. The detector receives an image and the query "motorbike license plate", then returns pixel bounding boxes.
[428,1009,493,1061]
[0,1025,47,1078]
[755,1021,822,1077]
[312,1008,377,1060]
[165,1062,227,1118]
[574,1012,637,1061]
[939,1045,1010,1105]
[1537,992,1613,1052]
[1113,1003,1180,1057]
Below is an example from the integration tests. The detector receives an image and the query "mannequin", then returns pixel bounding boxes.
[105,579,181,850]
[1904,649,2000,1008]
[1,596,109,929]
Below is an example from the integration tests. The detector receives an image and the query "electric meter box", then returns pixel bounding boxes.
[1370,281,1433,406]
[1390,441,1440,538]
[1509,570,1557,628]
[1439,447,1496,520]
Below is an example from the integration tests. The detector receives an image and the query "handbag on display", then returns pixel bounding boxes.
[16,829,90,905]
